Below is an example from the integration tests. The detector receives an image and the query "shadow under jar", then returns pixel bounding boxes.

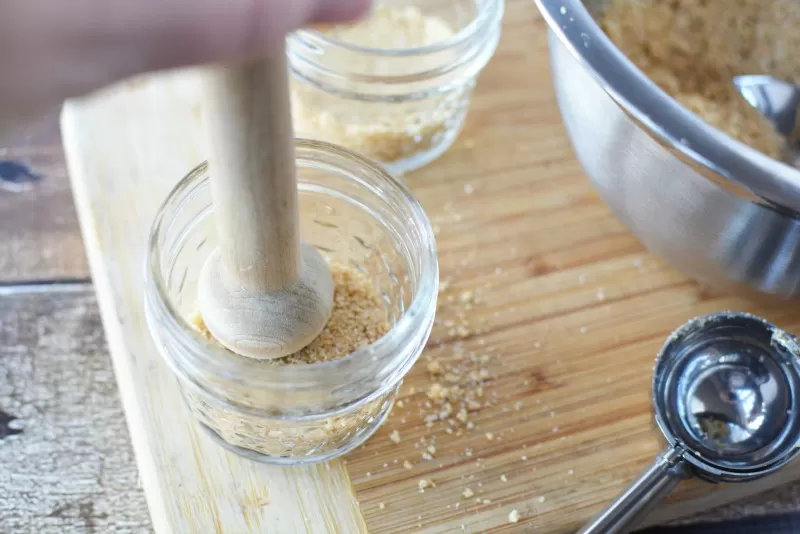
[287,0,504,175]
[144,140,438,465]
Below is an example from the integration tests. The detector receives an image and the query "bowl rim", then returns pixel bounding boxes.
[534,0,800,213]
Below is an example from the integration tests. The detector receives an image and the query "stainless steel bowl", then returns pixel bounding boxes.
[534,0,800,298]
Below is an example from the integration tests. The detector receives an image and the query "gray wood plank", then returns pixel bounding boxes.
[646,513,800,534]
[0,284,151,534]
[669,482,800,527]
[0,115,89,283]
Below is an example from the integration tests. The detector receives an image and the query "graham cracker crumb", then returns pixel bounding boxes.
[403,460,414,470]
[279,264,391,364]
[427,360,443,375]
[389,430,401,444]
[462,488,474,499]
[418,479,434,492]
[427,383,448,402]
[189,310,212,341]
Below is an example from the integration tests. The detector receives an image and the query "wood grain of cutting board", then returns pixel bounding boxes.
[60,1,800,532]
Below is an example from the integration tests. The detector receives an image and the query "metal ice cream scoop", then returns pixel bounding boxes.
[579,312,800,534]
[733,75,800,165]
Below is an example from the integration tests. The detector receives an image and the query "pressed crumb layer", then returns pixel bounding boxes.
[290,4,468,165]
[601,0,800,160]
[190,262,391,364]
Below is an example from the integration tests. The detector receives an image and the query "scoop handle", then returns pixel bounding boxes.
[577,446,690,534]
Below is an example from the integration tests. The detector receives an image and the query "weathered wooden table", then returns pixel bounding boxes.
[3,50,800,534]
[0,116,152,533]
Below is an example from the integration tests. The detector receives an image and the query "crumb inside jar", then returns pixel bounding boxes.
[290,4,471,168]
[600,0,800,161]
[190,262,391,364]
[183,262,397,460]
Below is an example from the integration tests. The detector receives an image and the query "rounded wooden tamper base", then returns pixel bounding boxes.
[197,242,334,360]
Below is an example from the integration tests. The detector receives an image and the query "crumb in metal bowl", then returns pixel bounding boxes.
[601,0,800,161]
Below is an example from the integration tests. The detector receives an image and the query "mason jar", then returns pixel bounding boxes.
[144,140,438,465]
[287,0,505,175]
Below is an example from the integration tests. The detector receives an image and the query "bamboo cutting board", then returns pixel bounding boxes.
[60,1,800,532]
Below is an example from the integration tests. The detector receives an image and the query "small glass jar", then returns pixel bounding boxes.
[287,0,505,175]
[144,140,438,465]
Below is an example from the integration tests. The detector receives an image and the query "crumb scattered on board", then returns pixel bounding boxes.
[371,242,549,521]
[340,190,576,524]
[417,284,494,438]
[418,479,434,492]
[190,262,390,364]
[601,0,800,160]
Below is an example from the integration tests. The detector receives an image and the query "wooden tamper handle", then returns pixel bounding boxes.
[197,42,333,360]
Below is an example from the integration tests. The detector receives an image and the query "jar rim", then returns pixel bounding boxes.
[145,139,438,387]
[292,0,505,58]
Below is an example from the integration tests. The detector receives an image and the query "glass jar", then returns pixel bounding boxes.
[144,140,438,465]
[287,0,505,175]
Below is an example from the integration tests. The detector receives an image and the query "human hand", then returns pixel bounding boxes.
[0,0,371,123]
